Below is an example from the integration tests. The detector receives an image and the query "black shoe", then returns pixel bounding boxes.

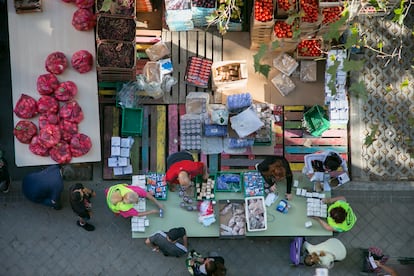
[0,180,10,193]
[77,220,95,231]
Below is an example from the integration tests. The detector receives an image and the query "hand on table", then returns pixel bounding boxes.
[285,193,292,200]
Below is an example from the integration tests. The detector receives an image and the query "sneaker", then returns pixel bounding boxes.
[77,220,95,231]
[0,179,10,193]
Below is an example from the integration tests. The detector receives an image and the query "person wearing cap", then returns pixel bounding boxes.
[69,183,96,231]
[165,151,208,192]
[312,196,357,232]
[105,183,164,218]
[256,156,293,200]
[145,227,188,257]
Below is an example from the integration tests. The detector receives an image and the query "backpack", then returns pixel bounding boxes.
[290,237,304,266]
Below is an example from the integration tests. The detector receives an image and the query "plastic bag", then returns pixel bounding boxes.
[145,41,170,61]
[117,82,139,108]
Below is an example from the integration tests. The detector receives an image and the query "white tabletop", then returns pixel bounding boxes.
[8,0,101,166]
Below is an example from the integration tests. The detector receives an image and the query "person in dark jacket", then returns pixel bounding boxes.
[256,156,293,200]
[69,183,96,231]
[22,165,63,209]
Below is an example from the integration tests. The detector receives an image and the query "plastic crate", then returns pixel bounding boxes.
[302,105,330,137]
[121,107,143,136]
[245,196,267,232]
[194,175,216,200]
[242,171,265,197]
[215,171,243,192]
[146,172,168,200]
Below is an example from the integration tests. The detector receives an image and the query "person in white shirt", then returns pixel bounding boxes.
[303,238,347,269]
[303,151,348,176]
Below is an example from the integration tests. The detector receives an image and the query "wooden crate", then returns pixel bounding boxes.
[283,105,348,171]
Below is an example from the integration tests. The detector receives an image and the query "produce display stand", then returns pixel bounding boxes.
[131,173,332,238]
[8,0,101,166]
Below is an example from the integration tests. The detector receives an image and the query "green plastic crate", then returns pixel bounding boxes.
[215,171,242,193]
[121,107,143,136]
[303,105,330,137]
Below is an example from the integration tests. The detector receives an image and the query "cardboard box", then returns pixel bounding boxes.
[219,199,246,238]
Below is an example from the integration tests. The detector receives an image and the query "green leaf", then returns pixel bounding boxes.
[385,84,393,92]
[100,0,112,11]
[326,60,340,75]
[271,40,280,51]
[364,124,379,146]
[349,80,368,99]
[253,44,271,78]
[342,59,365,72]
[400,78,409,89]
[377,41,383,51]
[388,114,397,122]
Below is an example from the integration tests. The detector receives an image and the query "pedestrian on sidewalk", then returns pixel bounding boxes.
[105,183,164,218]
[303,238,347,268]
[145,227,188,257]
[312,196,357,232]
[0,150,10,193]
[22,165,63,210]
[69,183,96,232]
[186,250,227,276]
[256,156,293,200]
[165,151,208,192]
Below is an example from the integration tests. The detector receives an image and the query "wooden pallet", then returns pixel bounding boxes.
[219,105,284,171]
[102,105,167,179]
[160,30,223,104]
[283,105,348,171]
[167,104,220,174]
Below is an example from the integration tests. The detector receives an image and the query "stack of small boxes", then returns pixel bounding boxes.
[131,175,150,232]
[195,178,215,200]
[306,198,328,218]
[295,188,327,218]
[108,137,133,176]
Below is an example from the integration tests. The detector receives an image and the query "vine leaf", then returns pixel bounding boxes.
[349,80,368,100]
[253,44,271,78]
[323,15,349,41]
[364,124,379,146]
[400,78,409,90]
[342,59,365,72]
[100,0,112,11]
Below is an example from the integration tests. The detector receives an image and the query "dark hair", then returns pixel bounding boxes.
[71,191,82,201]
[324,153,342,171]
[212,262,227,276]
[329,206,347,223]
[304,253,318,266]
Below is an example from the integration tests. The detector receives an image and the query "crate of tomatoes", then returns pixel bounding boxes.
[318,5,347,36]
[296,38,324,59]
[275,0,298,17]
[252,0,274,27]
[299,0,322,31]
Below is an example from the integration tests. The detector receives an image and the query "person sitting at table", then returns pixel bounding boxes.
[302,150,348,177]
[22,165,63,210]
[145,227,188,257]
[105,183,164,218]
[165,151,208,192]
[312,196,357,232]
[303,238,347,268]
[256,156,293,200]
